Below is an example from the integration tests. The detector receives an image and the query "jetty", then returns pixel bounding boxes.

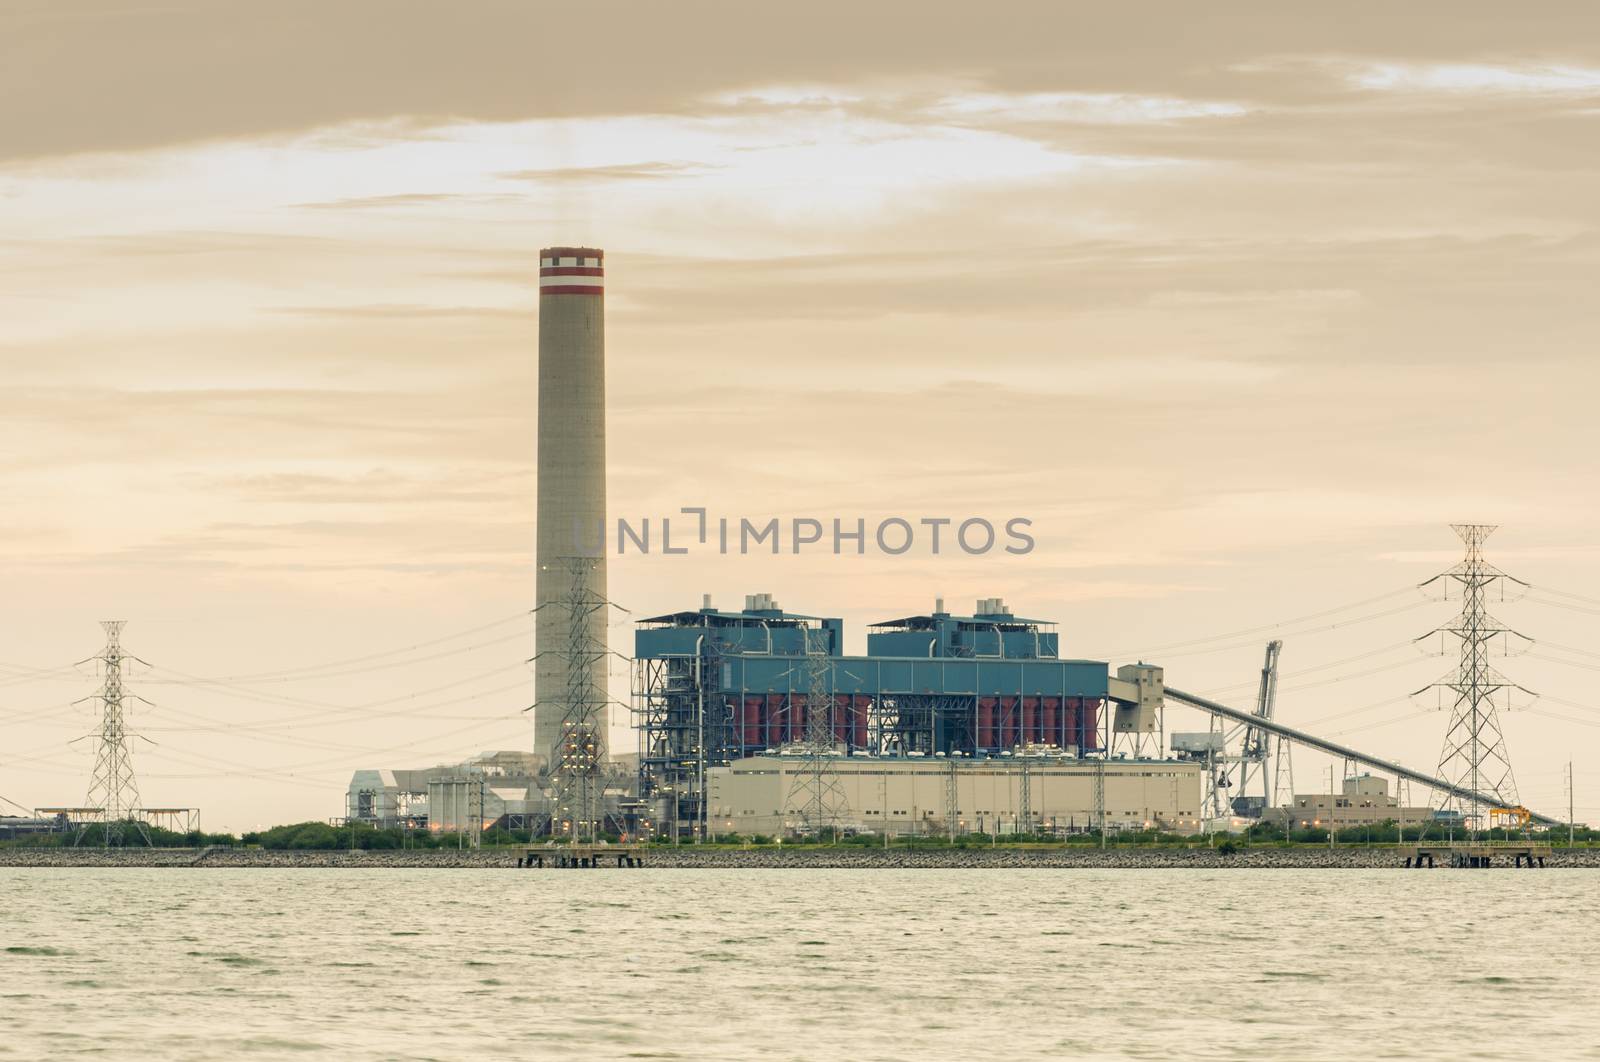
[1405,843,1553,868]
[515,843,647,869]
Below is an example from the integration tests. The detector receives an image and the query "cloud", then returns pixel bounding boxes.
[265,302,528,320]
[7,1,1600,162]
[207,468,529,507]
[1345,61,1600,96]
[498,162,712,183]
[293,192,524,211]
[928,91,1250,124]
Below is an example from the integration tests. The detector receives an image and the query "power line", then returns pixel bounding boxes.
[136,719,536,785]
[1526,652,1600,674]
[1198,640,1419,698]
[1279,654,1433,696]
[148,624,533,687]
[1200,644,1429,702]
[1536,694,1600,716]
[1296,694,1413,731]
[1526,584,1600,610]
[0,661,81,678]
[0,612,532,692]
[180,610,532,683]
[1327,708,1431,739]
[1523,594,1600,619]
[137,682,530,750]
[129,710,532,783]
[0,701,82,725]
[0,665,84,691]
[1526,708,1600,731]
[1121,599,1432,663]
[144,659,531,717]
[1530,638,1600,662]
[1085,587,1418,660]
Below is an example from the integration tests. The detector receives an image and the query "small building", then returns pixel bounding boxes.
[706,754,1204,837]
[1270,774,1433,831]
[346,750,546,831]
[344,749,638,835]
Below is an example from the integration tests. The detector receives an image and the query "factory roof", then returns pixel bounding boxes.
[869,612,1055,630]
[638,607,834,626]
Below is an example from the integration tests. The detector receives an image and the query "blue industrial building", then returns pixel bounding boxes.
[633,594,1154,834]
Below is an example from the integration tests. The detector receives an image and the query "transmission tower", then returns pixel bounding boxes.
[79,621,150,848]
[550,558,611,843]
[783,627,847,838]
[1416,524,1531,833]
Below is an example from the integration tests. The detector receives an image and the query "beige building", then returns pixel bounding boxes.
[1272,773,1433,831]
[706,754,1203,837]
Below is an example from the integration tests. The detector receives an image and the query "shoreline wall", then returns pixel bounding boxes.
[2,846,1596,870]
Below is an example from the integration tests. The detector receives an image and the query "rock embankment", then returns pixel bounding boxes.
[638,846,1600,869]
[0,847,510,869]
[2,845,1595,869]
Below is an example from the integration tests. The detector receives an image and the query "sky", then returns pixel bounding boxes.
[3,1,1600,831]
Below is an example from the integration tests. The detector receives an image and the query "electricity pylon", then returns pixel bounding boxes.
[783,627,847,838]
[549,557,610,843]
[1415,524,1531,834]
[78,621,151,848]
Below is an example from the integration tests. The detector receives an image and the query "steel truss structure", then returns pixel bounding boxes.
[76,620,152,847]
[1192,641,1286,820]
[1417,524,1530,831]
[782,631,849,836]
[137,808,200,834]
[549,557,610,843]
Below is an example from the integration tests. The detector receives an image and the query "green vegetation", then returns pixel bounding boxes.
[243,821,543,850]
[0,820,237,849]
[5,817,1598,850]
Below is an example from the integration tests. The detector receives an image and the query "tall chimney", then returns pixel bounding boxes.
[535,246,608,768]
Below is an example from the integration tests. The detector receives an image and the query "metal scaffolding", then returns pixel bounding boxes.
[632,648,734,841]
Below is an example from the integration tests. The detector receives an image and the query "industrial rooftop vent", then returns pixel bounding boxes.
[745,592,781,613]
[975,597,1013,617]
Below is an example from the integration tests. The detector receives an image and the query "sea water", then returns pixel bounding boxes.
[2,868,1595,1060]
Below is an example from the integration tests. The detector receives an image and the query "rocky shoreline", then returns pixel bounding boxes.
[2,845,1595,869]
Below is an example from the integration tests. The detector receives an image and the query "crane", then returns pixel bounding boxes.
[1230,640,1283,817]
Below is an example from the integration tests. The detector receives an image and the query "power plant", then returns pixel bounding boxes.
[325,246,1581,845]
[0,243,1559,846]
[634,594,1196,838]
